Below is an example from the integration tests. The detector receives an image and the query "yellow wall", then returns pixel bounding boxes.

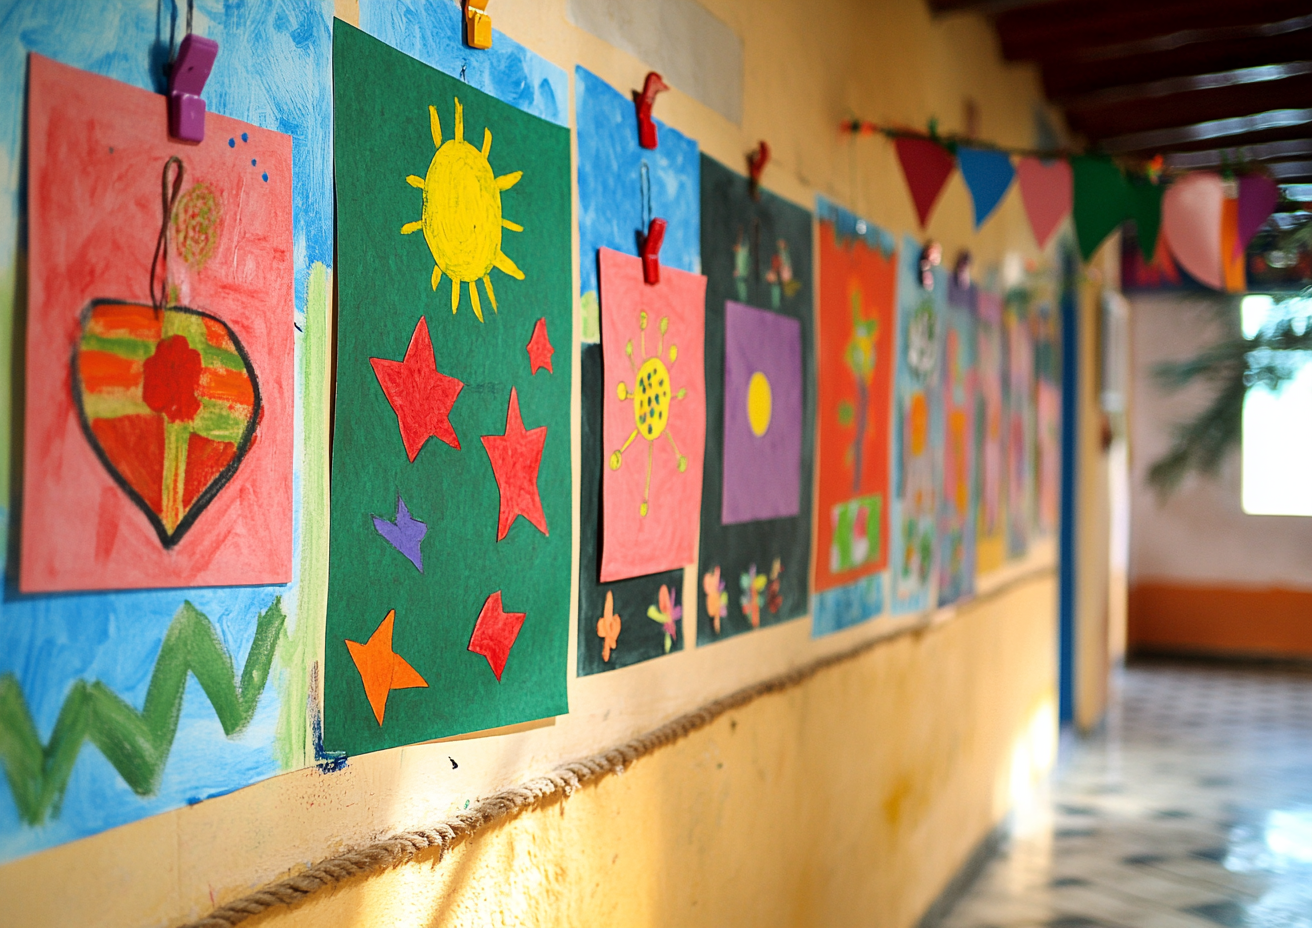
[2,1,1079,925]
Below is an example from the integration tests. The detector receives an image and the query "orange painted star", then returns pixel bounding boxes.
[481,386,548,541]
[596,589,621,662]
[345,609,428,725]
[371,316,465,461]
[526,317,554,374]
[468,591,526,681]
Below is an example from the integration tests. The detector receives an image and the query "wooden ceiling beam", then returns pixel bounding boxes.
[1166,140,1312,171]
[1041,28,1312,100]
[997,3,1312,63]
[1068,74,1312,141]
[1101,117,1312,156]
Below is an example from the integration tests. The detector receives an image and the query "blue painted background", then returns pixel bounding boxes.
[575,65,699,336]
[0,0,333,863]
[359,0,567,127]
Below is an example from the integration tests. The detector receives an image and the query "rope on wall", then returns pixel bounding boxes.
[183,563,1052,928]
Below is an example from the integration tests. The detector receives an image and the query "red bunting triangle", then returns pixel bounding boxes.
[894,137,956,228]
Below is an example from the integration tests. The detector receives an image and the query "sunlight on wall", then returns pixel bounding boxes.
[1242,295,1312,517]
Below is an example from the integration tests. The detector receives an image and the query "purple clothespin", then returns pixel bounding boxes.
[169,34,219,143]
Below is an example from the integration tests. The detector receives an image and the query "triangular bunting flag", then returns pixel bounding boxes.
[1221,187,1246,293]
[1237,174,1279,259]
[894,136,956,228]
[1016,157,1072,250]
[956,147,1015,229]
[1071,155,1131,261]
[1162,172,1224,291]
[1127,177,1164,263]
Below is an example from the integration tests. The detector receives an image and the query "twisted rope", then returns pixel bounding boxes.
[183,564,1049,928]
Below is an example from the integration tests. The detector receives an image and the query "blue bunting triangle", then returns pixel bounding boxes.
[956,147,1015,229]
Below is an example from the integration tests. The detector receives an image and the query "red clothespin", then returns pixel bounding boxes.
[168,34,218,143]
[640,218,667,285]
[634,72,669,150]
[464,0,492,49]
[747,141,770,199]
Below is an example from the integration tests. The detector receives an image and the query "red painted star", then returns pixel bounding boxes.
[481,386,548,540]
[526,317,554,375]
[468,590,526,681]
[371,317,464,461]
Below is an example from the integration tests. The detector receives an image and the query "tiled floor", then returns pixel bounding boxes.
[942,660,1312,928]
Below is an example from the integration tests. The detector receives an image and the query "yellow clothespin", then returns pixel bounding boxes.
[464,0,492,50]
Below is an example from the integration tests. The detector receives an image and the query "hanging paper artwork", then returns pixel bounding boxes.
[575,66,700,343]
[937,279,977,606]
[974,290,1007,573]
[811,201,897,637]
[890,233,945,615]
[1033,300,1061,536]
[20,54,293,592]
[956,147,1015,230]
[598,248,707,582]
[894,137,956,229]
[696,156,815,644]
[1162,172,1224,291]
[326,24,572,753]
[574,67,700,674]
[1004,292,1035,558]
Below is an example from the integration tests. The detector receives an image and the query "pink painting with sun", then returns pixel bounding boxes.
[20,54,293,592]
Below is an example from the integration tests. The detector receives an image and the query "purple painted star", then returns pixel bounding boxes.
[373,496,427,572]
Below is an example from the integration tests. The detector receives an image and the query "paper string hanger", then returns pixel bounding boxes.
[464,0,492,49]
[747,141,770,200]
[168,2,218,145]
[635,72,669,150]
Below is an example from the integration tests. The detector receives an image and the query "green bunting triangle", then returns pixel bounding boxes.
[1127,177,1164,263]
[1071,156,1130,261]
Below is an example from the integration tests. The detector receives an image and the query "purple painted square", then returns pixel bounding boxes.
[722,301,803,524]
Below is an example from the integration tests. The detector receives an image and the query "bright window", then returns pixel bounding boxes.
[1241,295,1312,516]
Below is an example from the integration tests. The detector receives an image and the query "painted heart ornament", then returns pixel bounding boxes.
[73,301,261,548]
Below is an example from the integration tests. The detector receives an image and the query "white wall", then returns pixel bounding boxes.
[1129,293,1312,590]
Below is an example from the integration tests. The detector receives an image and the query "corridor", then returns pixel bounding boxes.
[943,661,1312,928]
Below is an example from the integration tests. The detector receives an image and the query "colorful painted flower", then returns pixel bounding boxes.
[703,567,728,634]
[596,590,621,662]
[142,334,203,423]
[766,558,784,614]
[740,563,767,629]
[647,584,680,653]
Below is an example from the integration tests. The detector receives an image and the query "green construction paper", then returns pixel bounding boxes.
[1127,177,1164,263]
[1071,156,1131,261]
[325,23,572,754]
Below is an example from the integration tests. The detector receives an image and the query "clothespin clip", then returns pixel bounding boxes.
[634,72,669,150]
[747,141,770,200]
[464,0,492,50]
[168,34,218,143]
[640,218,667,285]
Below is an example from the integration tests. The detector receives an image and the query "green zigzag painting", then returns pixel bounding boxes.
[0,599,284,826]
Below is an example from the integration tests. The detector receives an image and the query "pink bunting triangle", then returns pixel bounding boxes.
[1162,173,1224,291]
[894,137,956,228]
[1236,174,1279,259]
[1016,157,1072,250]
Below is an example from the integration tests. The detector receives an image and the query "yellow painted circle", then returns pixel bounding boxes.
[422,138,502,281]
[747,371,772,437]
[633,357,672,440]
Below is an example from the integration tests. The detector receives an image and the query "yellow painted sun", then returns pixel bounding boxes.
[401,97,524,322]
[610,312,688,517]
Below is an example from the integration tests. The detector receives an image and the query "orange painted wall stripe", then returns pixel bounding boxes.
[1128,582,1312,658]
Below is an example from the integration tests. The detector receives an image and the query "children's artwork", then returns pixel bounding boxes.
[599,248,707,582]
[21,55,293,592]
[1033,300,1061,535]
[575,66,699,343]
[811,202,897,636]
[574,67,698,675]
[1004,292,1035,557]
[696,155,814,644]
[890,234,945,615]
[975,289,1008,573]
[0,1,333,864]
[937,280,977,606]
[326,24,571,753]
[577,344,686,675]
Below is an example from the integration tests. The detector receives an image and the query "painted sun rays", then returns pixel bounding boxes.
[401,97,524,321]
[610,311,689,518]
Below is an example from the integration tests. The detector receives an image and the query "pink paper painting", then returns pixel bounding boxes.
[20,54,294,592]
[598,248,706,582]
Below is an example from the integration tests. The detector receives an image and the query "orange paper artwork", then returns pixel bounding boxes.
[20,55,294,591]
